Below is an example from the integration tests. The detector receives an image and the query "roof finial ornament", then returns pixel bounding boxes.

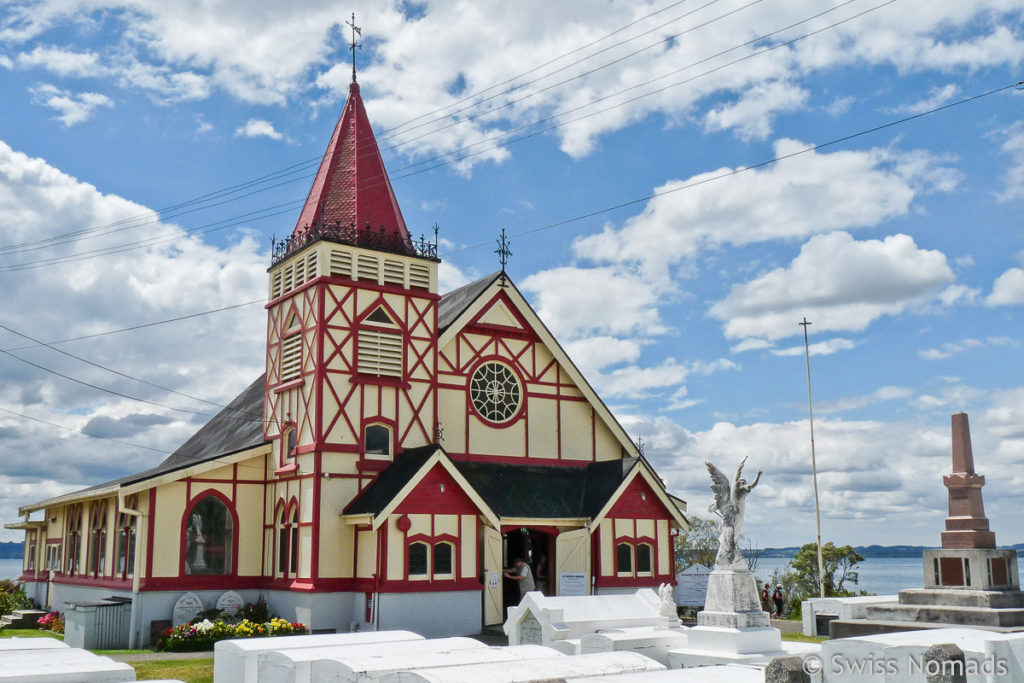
[345,12,362,84]
[495,227,512,288]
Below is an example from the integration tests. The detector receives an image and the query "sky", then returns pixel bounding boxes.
[0,0,1022,549]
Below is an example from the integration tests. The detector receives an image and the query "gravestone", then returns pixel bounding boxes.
[216,590,245,617]
[377,651,664,682]
[0,648,135,681]
[504,589,670,648]
[214,629,424,683]
[172,591,204,627]
[304,644,562,683]
[257,636,488,683]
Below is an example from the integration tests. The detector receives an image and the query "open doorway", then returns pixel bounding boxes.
[501,527,554,613]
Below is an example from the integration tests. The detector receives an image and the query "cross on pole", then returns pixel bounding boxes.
[345,13,362,84]
[495,228,512,287]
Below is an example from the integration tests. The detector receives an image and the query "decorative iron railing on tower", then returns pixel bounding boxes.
[271,220,439,266]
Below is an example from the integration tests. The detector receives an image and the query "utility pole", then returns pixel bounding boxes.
[799,317,826,599]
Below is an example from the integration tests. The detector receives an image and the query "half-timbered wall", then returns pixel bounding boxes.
[437,290,622,463]
[595,476,675,589]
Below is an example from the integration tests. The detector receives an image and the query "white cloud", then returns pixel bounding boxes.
[890,83,960,114]
[986,267,1024,305]
[234,118,285,140]
[997,122,1024,202]
[816,385,913,414]
[573,141,958,284]
[709,231,956,342]
[15,45,102,77]
[770,338,857,357]
[703,81,808,141]
[0,139,268,539]
[919,338,985,360]
[29,83,112,126]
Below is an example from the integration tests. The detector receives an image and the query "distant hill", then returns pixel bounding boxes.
[0,542,22,559]
[760,543,1024,559]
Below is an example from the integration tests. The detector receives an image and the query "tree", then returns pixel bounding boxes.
[674,517,720,569]
[788,542,864,598]
[674,516,762,572]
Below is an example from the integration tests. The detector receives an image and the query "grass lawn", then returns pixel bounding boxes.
[782,632,828,643]
[0,628,63,640]
[132,658,213,683]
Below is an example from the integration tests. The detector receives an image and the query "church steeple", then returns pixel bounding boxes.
[291,81,413,256]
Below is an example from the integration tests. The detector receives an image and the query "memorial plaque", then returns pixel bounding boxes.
[216,590,245,617]
[517,612,543,645]
[559,572,587,596]
[172,591,204,627]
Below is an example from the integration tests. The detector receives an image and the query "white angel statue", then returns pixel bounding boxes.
[706,456,762,570]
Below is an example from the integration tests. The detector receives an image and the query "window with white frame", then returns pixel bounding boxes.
[408,542,429,577]
[364,423,392,456]
[433,541,454,577]
[616,543,633,575]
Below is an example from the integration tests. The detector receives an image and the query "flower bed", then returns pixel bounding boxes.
[157,617,308,652]
[36,611,64,634]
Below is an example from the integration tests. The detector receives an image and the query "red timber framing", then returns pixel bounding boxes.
[437,289,602,465]
[594,475,676,589]
[379,463,482,593]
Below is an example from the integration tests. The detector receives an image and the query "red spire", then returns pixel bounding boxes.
[292,82,411,252]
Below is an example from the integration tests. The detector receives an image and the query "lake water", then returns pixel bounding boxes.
[0,559,24,581]
[753,555,1024,596]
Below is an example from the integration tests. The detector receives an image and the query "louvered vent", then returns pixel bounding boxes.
[356,254,379,281]
[281,334,302,382]
[409,264,430,289]
[357,331,403,377]
[382,259,404,285]
[330,249,352,277]
[282,264,294,292]
[305,252,318,281]
[271,271,283,298]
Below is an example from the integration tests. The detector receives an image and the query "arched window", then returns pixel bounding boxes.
[408,542,428,576]
[65,504,82,575]
[88,502,107,576]
[277,506,289,575]
[282,426,297,462]
[616,543,633,575]
[185,495,233,575]
[433,541,454,577]
[289,507,299,575]
[364,424,392,456]
[636,543,653,575]
[115,497,137,578]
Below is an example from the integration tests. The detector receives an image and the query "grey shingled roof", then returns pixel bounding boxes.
[437,272,500,333]
[345,448,637,520]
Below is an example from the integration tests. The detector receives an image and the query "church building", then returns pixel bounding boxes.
[8,74,688,645]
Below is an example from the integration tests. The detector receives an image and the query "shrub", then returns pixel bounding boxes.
[236,598,269,623]
[0,580,32,617]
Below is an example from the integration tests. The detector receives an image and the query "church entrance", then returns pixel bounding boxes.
[500,527,554,615]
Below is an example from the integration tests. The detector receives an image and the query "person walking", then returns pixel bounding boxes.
[772,584,785,618]
[760,582,771,613]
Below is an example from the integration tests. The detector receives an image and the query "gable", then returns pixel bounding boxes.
[437,277,638,459]
[604,475,672,520]
[394,464,479,515]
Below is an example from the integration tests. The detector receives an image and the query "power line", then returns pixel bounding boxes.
[0,0,881,271]
[0,405,170,454]
[0,320,262,418]
[0,0,765,259]
[1,299,266,351]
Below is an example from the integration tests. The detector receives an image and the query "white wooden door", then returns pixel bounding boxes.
[482,524,503,625]
[555,527,591,596]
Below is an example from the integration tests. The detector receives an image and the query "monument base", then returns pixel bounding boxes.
[686,625,781,654]
[923,548,1020,591]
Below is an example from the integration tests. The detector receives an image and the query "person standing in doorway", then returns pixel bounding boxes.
[504,557,536,599]
[772,584,785,618]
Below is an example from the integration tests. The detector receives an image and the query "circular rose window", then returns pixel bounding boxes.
[470,362,522,423]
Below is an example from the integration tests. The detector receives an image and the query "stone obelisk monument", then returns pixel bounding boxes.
[923,412,1019,590]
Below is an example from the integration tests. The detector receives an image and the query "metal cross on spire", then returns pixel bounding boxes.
[495,228,512,287]
[345,13,362,84]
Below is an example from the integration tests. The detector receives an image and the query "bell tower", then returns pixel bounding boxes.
[264,78,440,487]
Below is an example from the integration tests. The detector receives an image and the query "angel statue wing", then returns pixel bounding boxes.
[705,461,732,516]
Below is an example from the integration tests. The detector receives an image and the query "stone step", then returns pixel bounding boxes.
[0,609,47,629]
[865,603,1024,627]
[898,588,1024,608]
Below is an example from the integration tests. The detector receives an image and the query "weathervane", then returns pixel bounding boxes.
[495,227,512,287]
[346,13,362,84]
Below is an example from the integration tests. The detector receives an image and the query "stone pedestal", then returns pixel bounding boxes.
[696,568,770,629]
[923,548,1020,591]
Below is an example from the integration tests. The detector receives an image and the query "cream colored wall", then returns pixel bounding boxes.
[599,520,614,577]
[657,519,670,575]
[437,318,626,464]
[356,527,376,578]
[461,515,476,579]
